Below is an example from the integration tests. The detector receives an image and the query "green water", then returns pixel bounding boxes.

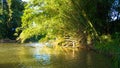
[0,43,112,68]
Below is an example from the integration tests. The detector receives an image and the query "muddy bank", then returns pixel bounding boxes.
[0,39,17,43]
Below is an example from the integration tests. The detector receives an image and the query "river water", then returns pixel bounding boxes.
[0,43,113,68]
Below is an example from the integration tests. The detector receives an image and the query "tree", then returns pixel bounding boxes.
[19,0,119,45]
[7,0,24,39]
[0,0,9,39]
[18,0,96,45]
[0,0,24,39]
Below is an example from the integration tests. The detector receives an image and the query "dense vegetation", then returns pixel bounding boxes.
[0,0,120,68]
[0,0,24,39]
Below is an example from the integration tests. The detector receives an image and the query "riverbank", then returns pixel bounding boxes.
[86,39,120,68]
[0,39,17,43]
[95,43,119,68]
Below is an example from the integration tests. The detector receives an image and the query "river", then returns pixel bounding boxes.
[0,43,113,68]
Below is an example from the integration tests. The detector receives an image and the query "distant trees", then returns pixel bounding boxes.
[0,0,9,39]
[0,0,24,39]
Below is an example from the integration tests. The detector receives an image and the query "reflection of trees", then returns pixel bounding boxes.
[17,46,29,67]
[17,46,51,67]
[62,48,78,60]
[32,47,51,65]
[17,45,112,68]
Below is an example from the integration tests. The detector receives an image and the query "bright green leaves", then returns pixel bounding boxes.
[19,27,46,43]
[19,0,114,45]
[19,0,67,42]
[22,8,34,28]
[19,0,86,43]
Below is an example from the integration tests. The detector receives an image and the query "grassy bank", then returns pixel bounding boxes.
[93,34,120,68]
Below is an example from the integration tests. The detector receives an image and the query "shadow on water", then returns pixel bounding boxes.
[0,43,113,68]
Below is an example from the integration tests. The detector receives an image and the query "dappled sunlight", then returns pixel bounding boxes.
[101,34,112,42]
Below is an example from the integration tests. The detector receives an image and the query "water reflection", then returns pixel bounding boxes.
[27,43,45,47]
[0,43,113,68]
[32,47,50,65]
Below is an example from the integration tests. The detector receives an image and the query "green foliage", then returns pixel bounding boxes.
[19,0,116,44]
[19,0,66,43]
[94,34,120,68]
[0,19,6,39]
[0,1,8,39]
[0,0,24,39]
[19,0,98,45]
[7,0,24,39]
[19,27,46,43]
